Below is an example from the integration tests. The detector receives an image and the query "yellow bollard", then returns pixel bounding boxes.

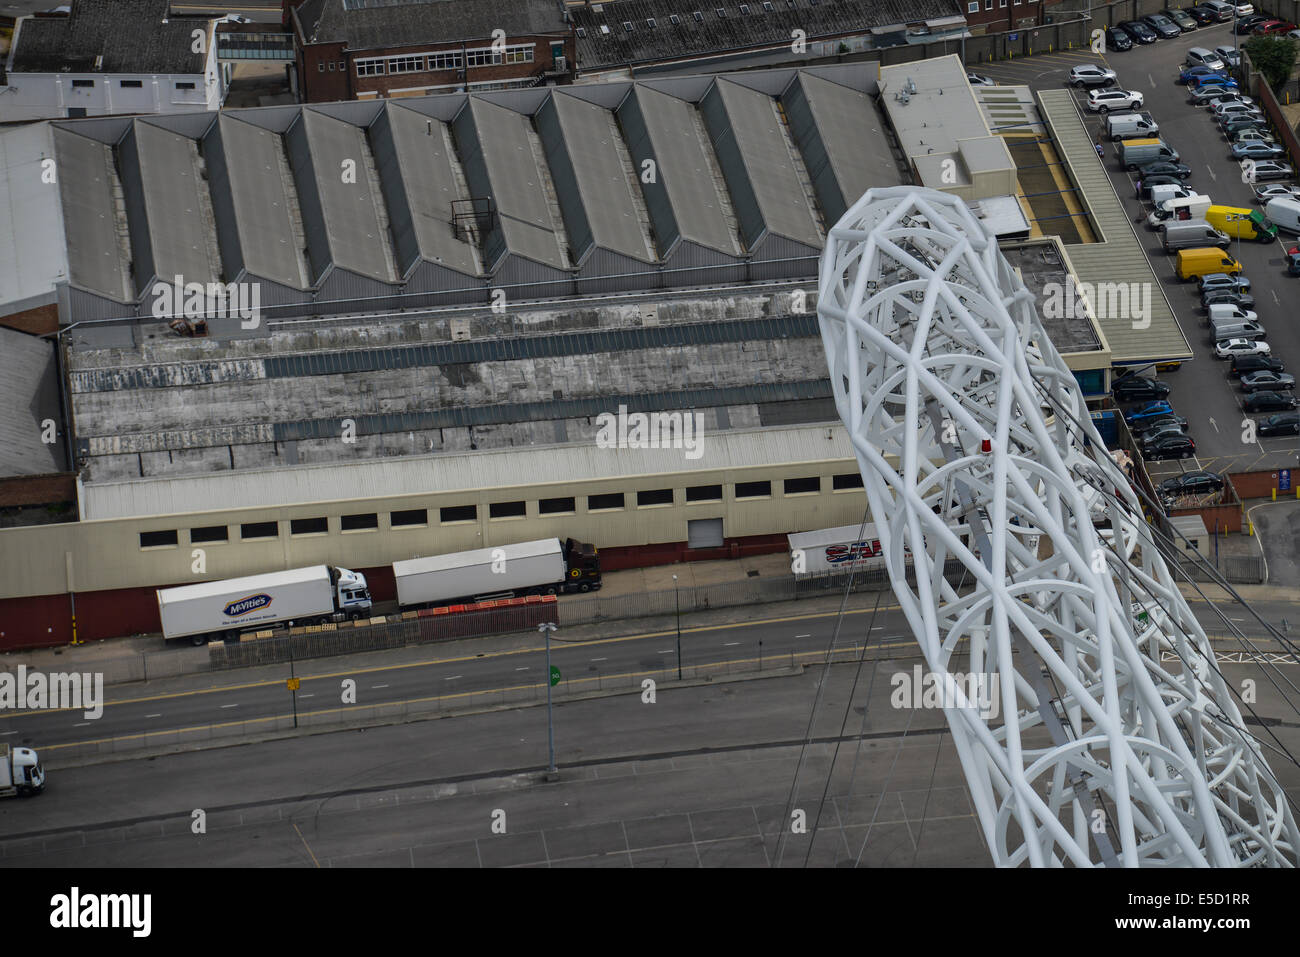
[1273,488,1278,500]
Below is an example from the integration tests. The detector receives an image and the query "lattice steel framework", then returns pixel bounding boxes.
[816,186,1298,867]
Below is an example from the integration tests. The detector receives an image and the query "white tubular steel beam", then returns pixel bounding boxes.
[816,186,1299,867]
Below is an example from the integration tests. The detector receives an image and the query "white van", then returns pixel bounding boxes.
[1265,197,1300,234]
[1147,194,1210,228]
[1162,220,1229,252]
[1148,183,1196,207]
[1208,303,1259,325]
[1105,111,1159,141]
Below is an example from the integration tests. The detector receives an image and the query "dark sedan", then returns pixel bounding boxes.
[1230,354,1284,377]
[1113,376,1172,402]
[1138,161,1193,179]
[1187,4,1219,23]
[1202,290,1257,310]
[1144,435,1197,460]
[1106,26,1134,50]
[1159,470,1224,497]
[1257,412,1300,435]
[1234,13,1270,33]
[1120,20,1160,43]
[1143,13,1182,36]
[1133,413,1189,435]
[1240,370,1297,393]
[1243,391,1299,412]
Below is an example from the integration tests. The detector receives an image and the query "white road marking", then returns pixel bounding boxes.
[658,649,673,655]
[1273,289,1281,304]
[299,694,314,699]
[74,722,91,727]
[516,666,531,671]
[145,713,162,719]
[724,641,739,646]
[444,675,463,680]
[0,731,14,736]
[372,684,388,689]
[795,634,811,638]
[589,657,607,662]
[220,703,239,709]
[1149,73,1156,89]
[1206,165,1218,181]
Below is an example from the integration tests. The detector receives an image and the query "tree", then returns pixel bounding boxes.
[1243,35,1298,92]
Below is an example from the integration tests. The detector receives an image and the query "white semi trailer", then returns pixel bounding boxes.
[0,744,44,798]
[393,538,601,608]
[157,565,372,645]
[787,524,890,577]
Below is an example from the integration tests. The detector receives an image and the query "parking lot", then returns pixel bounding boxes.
[974,22,1300,485]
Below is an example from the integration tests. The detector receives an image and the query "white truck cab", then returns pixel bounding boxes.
[0,744,44,797]
[334,568,372,616]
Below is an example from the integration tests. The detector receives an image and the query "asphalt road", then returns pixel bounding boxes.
[3,651,1297,867]
[976,28,1300,480]
[2,592,1295,753]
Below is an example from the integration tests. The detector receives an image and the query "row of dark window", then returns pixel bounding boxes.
[69,79,196,90]
[138,474,864,549]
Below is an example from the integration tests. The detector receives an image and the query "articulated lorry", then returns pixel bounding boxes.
[158,565,372,645]
[393,538,601,608]
[0,744,44,798]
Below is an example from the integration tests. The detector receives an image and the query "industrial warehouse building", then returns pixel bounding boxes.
[0,59,1182,650]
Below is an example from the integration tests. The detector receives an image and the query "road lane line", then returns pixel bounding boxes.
[220,704,239,709]
[372,684,389,689]
[658,650,673,654]
[145,713,161,719]
[724,642,740,646]
[444,675,463,681]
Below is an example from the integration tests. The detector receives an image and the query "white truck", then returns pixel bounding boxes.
[157,565,372,645]
[393,537,601,608]
[0,744,44,798]
[787,524,892,577]
[1146,194,1210,229]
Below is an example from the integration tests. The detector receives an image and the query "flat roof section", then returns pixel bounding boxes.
[549,92,656,264]
[880,54,990,160]
[53,127,133,303]
[628,86,742,257]
[214,114,311,290]
[1001,241,1105,357]
[383,104,480,278]
[1037,89,1192,364]
[712,79,822,249]
[299,109,398,284]
[132,121,222,287]
[468,97,569,271]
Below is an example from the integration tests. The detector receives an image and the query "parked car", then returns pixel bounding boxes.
[1234,129,1278,148]
[1139,160,1193,179]
[1220,115,1270,138]
[1255,184,1300,202]
[1233,141,1286,160]
[1070,64,1118,87]
[1189,84,1238,104]
[1124,400,1174,423]
[1113,375,1172,401]
[1166,8,1199,29]
[967,72,996,86]
[1178,64,1225,84]
[1139,176,1188,199]
[1144,434,1197,460]
[1233,12,1270,32]
[1231,354,1285,377]
[1212,100,1264,118]
[1257,412,1300,435]
[1105,26,1134,50]
[1205,92,1254,109]
[1132,413,1189,435]
[1188,4,1221,23]
[1254,19,1298,35]
[1190,72,1237,90]
[1159,471,1224,499]
[1202,289,1257,309]
[1215,45,1242,67]
[1240,370,1296,393]
[1089,88,1145,112]
[1244,160,1295,181]
[1143,13,1183,36]
[1198,273,1251,294]
[1286,245,1300,275]
[1200,1,1238,22]
[1243,391,1299,412]
[1119,20,1160,43]
[1185,45,1223,69]
[1141,425,1192,450]
[1215,337,1271,358]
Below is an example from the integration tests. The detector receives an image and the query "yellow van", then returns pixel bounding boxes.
[1176,247,1243,281]
[1204,205,1277,242]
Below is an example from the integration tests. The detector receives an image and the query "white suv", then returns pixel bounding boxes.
[1070,64,1118,88]
[1087,89,1144,113]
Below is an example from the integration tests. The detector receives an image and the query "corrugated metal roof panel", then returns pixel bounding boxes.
[0,123,68,307]
[81,422,855,520]
[1037,89,1192,364]
[132,120,221,286]
[54,127,133,302]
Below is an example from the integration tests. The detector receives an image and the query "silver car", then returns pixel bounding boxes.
[1070,64,1118,87]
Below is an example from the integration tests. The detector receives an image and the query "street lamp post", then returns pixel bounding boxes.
[538,621,558,774]
[672,574,682,681]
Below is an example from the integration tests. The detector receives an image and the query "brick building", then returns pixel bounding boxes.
[286,0,574,103]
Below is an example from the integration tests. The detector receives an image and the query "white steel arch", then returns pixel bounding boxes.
[817,186,1299,867]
